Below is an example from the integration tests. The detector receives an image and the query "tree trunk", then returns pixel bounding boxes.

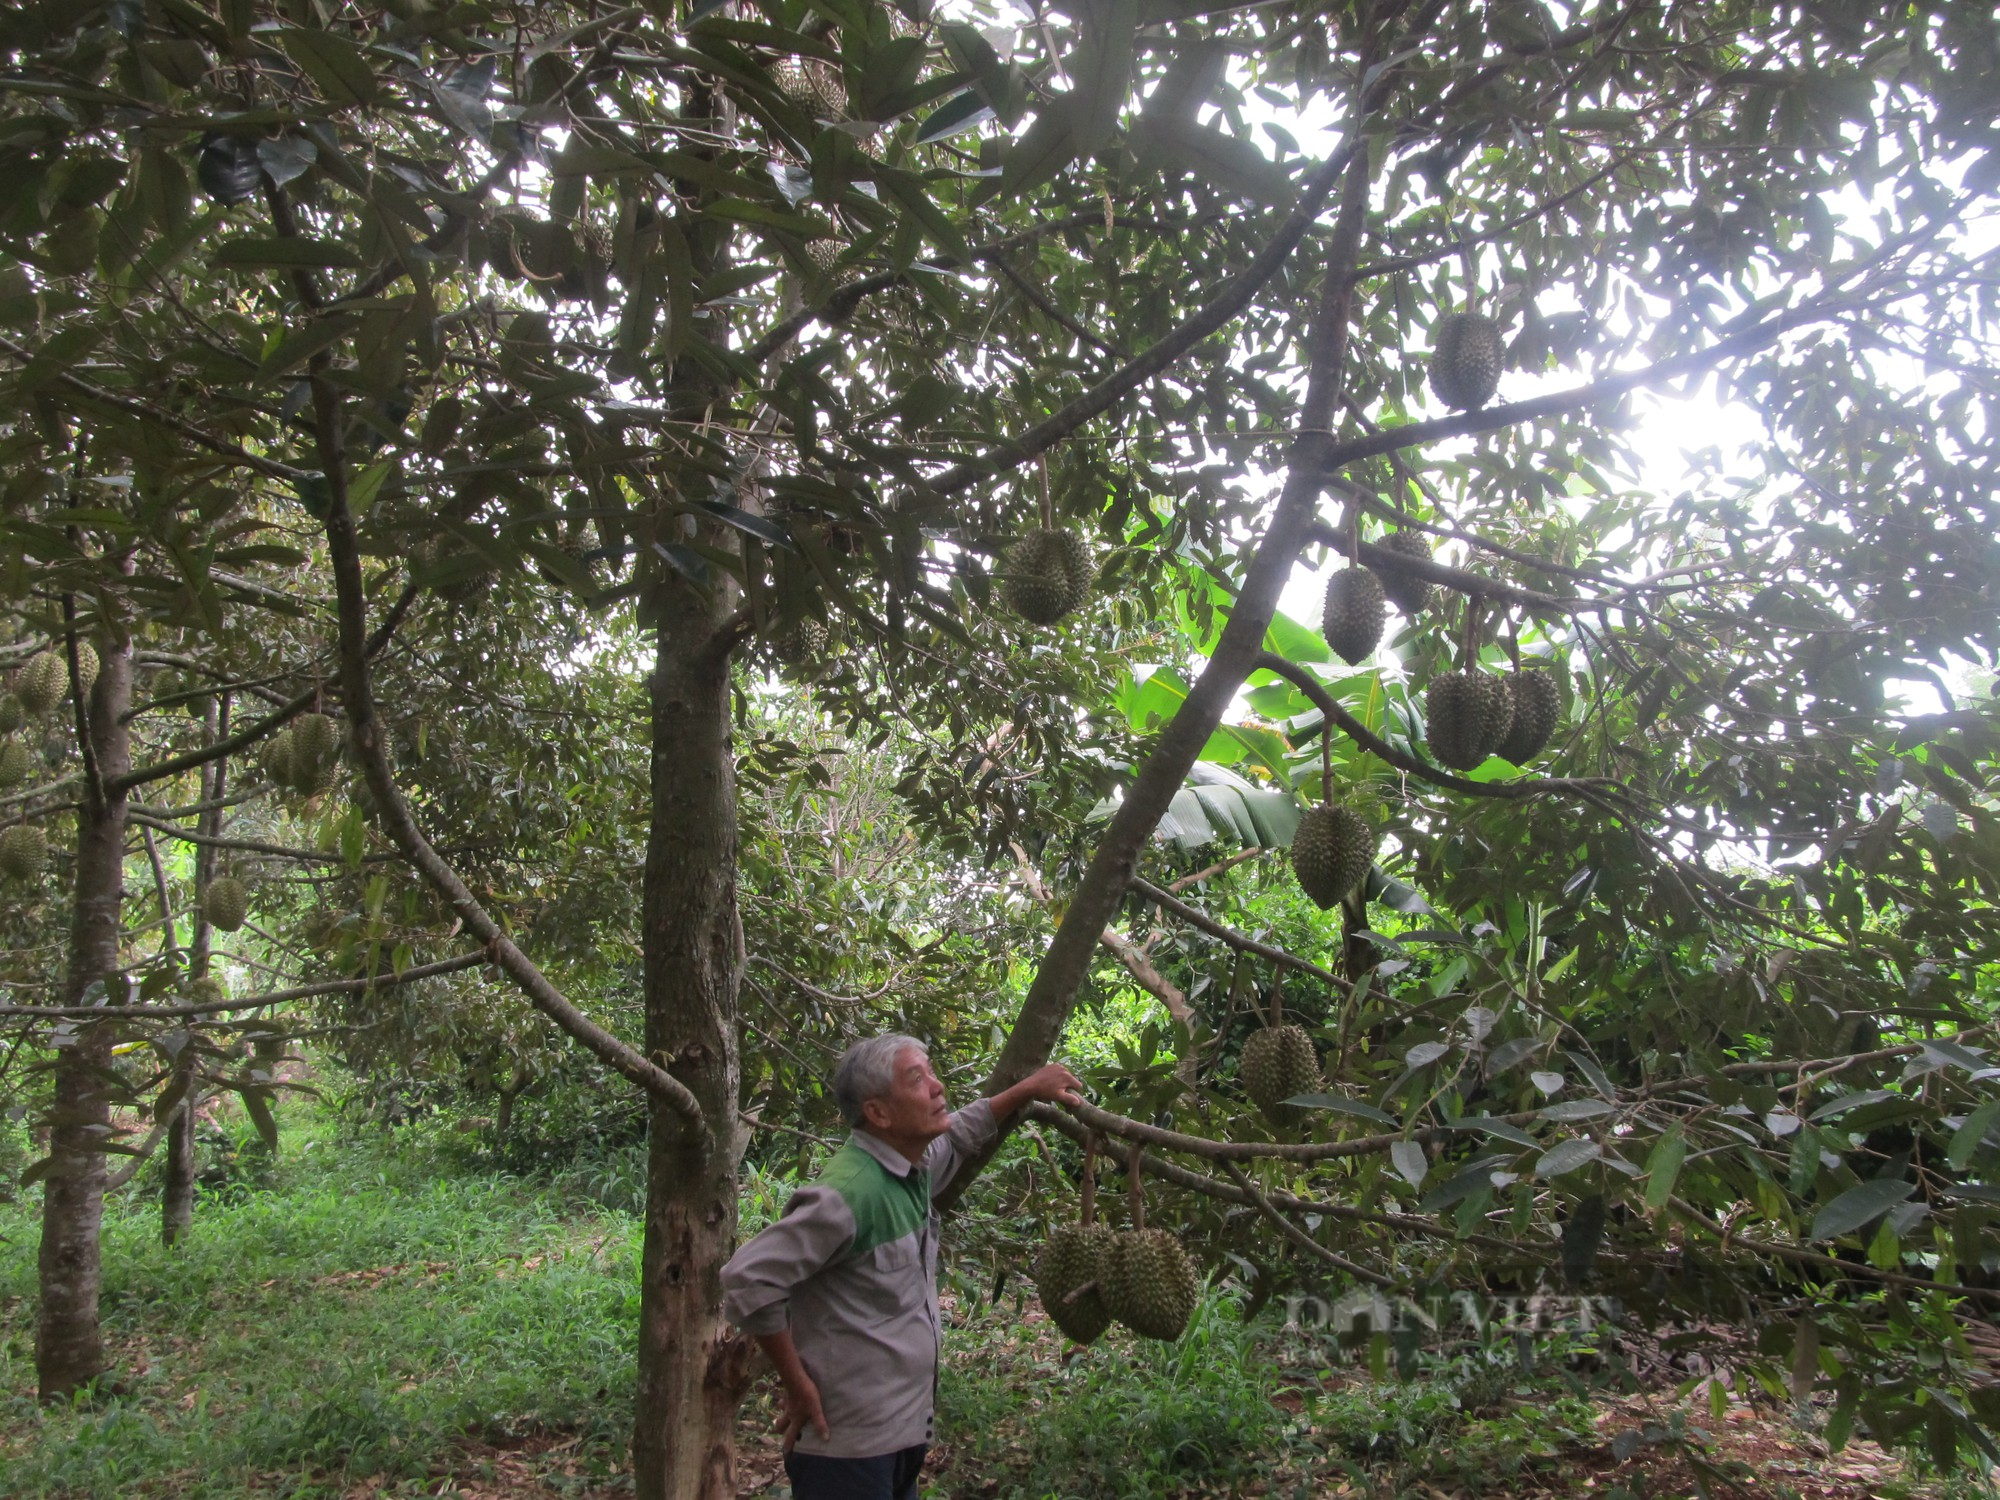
[631,567,751,1500]
[37,623,133,1400]
[164,695,225,1248]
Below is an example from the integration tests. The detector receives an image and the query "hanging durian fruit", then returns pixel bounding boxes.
[1240,972,1323,1125]
[16,652,66,716]
[1426,669,1513,770]
[0,823,47,880]
[1035,1133,1114,1345]
[1495,667,1560,764]
[1429,311,1503,410]
[1290,803,1377,911]
[1322,567,1387,665]
[1102,1145,1199,1342]
[1003,530,1094,626]
[1372,529,1436,616]
[203,875,249,933]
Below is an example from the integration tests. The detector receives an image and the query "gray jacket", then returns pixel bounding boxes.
[720,1100,997,1458]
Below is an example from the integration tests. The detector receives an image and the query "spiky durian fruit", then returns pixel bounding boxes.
[286,713,341,795]
[0,824,47,880]
[72,643,98,700]
[189,976,226,1006]
[0,694,22,735]
[202,876,249,933]
[1290,804,1377,910]
[1426,669,1514,770]
[772,56,847,117]
[1003,529,1094,626]
[1321,568,1387,665]
[1495,669,1561,765]
[1372,530,1435,616]
[16,652,65,716]
[1036,1222,1115,1345]
[1429,312,1503,410]
[770,616,829,668]
[1240,1025,1323,1124]
[0,737,30,788]
[1103,1228,1201,1341]
[260,728,297,789]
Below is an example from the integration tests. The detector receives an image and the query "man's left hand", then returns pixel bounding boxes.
[992,1063,1085,1119]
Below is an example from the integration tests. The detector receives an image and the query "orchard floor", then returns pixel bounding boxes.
[0,1111,1980,1500]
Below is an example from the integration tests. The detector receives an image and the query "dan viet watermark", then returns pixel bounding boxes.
[1280,1288,1624,1339]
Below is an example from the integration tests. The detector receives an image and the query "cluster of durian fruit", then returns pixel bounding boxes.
[260,712,344,799]
[0,647,101,882]
[1036,1145,1201,1345]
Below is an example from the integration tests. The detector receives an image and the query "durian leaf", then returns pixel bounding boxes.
[1289,1093,1397,1126]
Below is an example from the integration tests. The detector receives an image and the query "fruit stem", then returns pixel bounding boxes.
[1081,1132,1098,1227]
[1321,721,1332,805]
[1269,966,1284,1029]
[1460,592,1483,671]
[1036,454,1054,531]
[1127,1140,1145,1230]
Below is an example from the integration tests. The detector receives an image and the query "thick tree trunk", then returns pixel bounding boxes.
[160,1081,196,1249]
[37,625,133,1400]
[631,570,750,1500]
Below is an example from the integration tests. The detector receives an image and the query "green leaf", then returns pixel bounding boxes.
[216,237,362,270]
[1000,96,1078,198]
[1810,1177,1915,1241]
[1948,1099,2000,1171]
[1534,1139,1601,1178]
[276,29,380,106]
[873,168,972,265]
[1131,114,1294,206]
[1643,1128,1687,1211]
[1289,1093,1397,1126]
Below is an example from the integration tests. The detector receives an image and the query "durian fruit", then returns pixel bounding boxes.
[1426,669,1514,771]
[0,823,47,881]
[0,737,30,787]
[1321,568,1387,665]
[770,616,829,668]
[1429,312,1503,410]
[1372,530,1435,616]
[189,975,226,1007]
[72,642,98,700]
[1241,1024,1323,1124]
[1003,529,1094,626]
[1036,1222,1115,1345]
[1290,804,1377,910]
[1495,668,1560,765]
[1103,1228,1199,1341]
[16,651,65,716]
[773,56,847,118]
[260,728,297,789]
[0,693,22,735]
[287,713,341,795]
[202,876,249,933]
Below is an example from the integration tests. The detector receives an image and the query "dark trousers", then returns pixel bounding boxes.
[783,1442,928,1500]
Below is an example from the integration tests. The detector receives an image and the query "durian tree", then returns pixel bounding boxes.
[2,0,1999,1493]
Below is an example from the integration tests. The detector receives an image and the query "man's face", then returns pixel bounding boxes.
[862,1047,950,1144]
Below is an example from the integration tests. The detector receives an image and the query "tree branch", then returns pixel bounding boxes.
[1129,877,1349,992]
[307,370,710,1135]
[0,952,486,1019]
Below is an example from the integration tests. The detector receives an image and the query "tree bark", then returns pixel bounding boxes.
[977,147,1378,1106]
[631,564,751,1500]
[37,621,133,1400]
[164,695,225,1248]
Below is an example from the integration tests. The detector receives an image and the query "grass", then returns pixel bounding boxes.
[0,1103,642,1498]
[1,1094,1968,1499]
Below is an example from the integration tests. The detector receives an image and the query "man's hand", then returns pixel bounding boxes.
[990,1062,1085,1120]
[776,1370,829,1454]
[754,1329,830,1453]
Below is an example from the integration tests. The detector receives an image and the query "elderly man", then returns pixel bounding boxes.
[722,1035,1082,1500]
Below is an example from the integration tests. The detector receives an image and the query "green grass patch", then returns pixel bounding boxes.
[0,1105,641,1498]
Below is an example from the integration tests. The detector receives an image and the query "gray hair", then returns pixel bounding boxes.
[834,1034,927,1128]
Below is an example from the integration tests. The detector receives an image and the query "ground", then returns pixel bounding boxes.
[0,1106,1980,1499]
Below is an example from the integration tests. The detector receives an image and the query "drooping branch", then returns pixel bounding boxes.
[0,952,487,1019]
[1255,651,1624,801]
[114,691,314,794]
[1220,1158,1396,1287]
[1129,877,1349,992]
[1013,846,1197,1036]
[306,371,710,1135]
